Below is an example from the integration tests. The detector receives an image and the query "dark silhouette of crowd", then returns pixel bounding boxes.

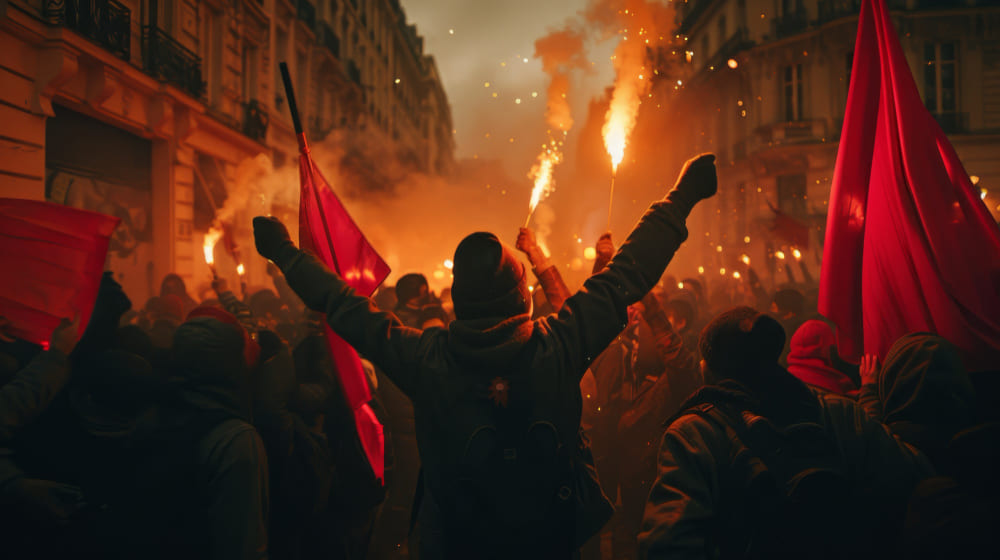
[1,154,997,559]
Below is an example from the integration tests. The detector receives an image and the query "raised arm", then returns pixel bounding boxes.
[252,219,429,398]
[516,227,572,311]
[538,154,718,380]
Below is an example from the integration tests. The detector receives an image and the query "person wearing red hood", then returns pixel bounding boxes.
[787,320,858,396]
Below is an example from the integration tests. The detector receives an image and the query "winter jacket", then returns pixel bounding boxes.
[639,375,932,560]
[274,196,693,556]
[0,350,70,489]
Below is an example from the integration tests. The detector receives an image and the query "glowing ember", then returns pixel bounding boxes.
[776,250,786,260]
[727,58,739,69]
[970,175,980,185]
[732,271,741,279]
[792,248,802,260]
[678,282,685,289]
[237,263,245,276]
[719,267,727,276]
[203,227,223,266]
[716,245,723,253]
[741,254,751,265]
[443,259,454,270]
[698,266,705,274]
[744,235,751,243]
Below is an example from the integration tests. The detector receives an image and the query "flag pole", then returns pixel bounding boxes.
[279,62,343,275]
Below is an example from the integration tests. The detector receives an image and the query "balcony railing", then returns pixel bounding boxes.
[44,0,131,60]
[297,0,316,30]
[142,26,205,99]
[320,22,340,57]
[243,99,269,142]
[774,11,809,39]
[932,112,968,134]
[817,0,906,24]
[705,28,753,70]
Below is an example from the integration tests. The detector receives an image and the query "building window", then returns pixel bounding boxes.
[777,174,807,217]
[783,64,804,121]
[242,43,259,102]
[924,42,957,115]
[202,7,223,106]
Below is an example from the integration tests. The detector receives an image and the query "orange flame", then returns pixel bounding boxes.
[526,138,563,224]
[203,227,223,266]
[236,263,245,276]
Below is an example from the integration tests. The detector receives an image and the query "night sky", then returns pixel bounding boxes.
[402,0,616,176]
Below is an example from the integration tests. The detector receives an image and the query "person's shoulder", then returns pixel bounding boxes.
[199,418,264,463]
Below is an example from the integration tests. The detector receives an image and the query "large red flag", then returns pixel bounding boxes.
[0,198,120,345]
[819,0,1000,370]
[296,133,391,483]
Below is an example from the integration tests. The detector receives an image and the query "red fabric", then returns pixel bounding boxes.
[296,133,390,483]
[0,198,119,346]
[787,320,857,396]
[819,0,1000,370]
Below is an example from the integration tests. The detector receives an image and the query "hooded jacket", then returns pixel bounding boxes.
[273,197,693,556]
[786,320,857,396]
[639,371,932,560]
[858,333,977,469]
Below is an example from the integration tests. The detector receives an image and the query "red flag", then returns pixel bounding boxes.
[0,198,120,345]
[819,0,1000,370]
[296,133,391,482]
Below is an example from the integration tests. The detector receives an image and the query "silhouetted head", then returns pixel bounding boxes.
[699,306,786,384]
[395,273,430,308]
[451,232,531,321]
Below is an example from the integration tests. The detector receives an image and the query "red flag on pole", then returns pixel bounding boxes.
[0,198,120,345]
[819,0,1000,370]
[281,63,390,483]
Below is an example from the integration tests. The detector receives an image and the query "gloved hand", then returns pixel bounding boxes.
[595,233,615,259]
[253,216,296,266]
[667,154,717,216]
[516,227,548,270]
[50,317,80,356]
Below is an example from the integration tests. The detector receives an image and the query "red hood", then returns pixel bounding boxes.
[787,320,857,395]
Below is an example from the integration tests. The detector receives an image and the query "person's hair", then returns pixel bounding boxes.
[699,306,786,382]
[772,288,805,316]
[395,273,429,307]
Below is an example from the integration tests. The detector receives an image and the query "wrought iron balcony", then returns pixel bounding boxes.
[816,0,906,24]
[774,11,809,39]
[320,22,340,57]
[678,0,711,35]
[44,0,131,60]
[243,99,269,143]
[297,0,316,30]
[142,26,205,99]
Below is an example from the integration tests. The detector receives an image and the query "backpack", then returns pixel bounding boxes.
[435,373,612,558]
[688,399,853,560]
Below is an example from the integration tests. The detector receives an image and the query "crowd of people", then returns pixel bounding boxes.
[1,153,997,559]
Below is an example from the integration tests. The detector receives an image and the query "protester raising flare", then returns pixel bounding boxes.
[638,307,932,560]
[252,153,718,558]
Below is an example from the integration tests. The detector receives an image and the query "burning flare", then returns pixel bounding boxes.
[526,139,563,226]
[203,227,223,266]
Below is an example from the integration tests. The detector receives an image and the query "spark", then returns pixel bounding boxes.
[444,259,453,270]
[776,251,786,260]
[727,58,738,69]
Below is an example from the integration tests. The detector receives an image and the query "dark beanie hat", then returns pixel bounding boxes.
[451,232,531,321]
[395,273,429,306]
[699,306,786,381]
[172,316,247,385]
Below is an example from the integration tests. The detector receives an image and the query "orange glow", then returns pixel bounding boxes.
[584,247,597,260]
[727,58,738,69]
[776,250,786,260]
[732,271,741,279]
[443,259,454,270]
[527,144,562,223]
[203,227,223,265]
[792,248,802,260]
[741,254,751,265]
[236,263,245,276]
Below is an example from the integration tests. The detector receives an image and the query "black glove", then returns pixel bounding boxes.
[3,478,85,524]
[253,216,296,265]
[667,154,718,217]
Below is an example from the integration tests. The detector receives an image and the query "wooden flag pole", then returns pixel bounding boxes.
[279,62,343,275]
